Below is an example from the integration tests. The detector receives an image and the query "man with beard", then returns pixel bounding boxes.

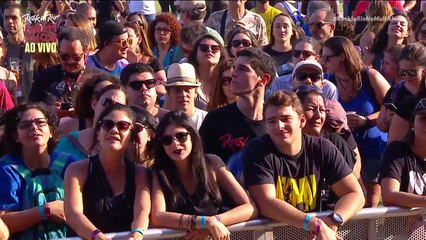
[2,2,34,103]
[86,20,129,77]
[121,63,168,121]
[29,27,88,117]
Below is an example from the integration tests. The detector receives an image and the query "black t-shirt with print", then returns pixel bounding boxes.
[395,96,420,121]
[262,45,292,67]
[383,82,413,109]
[199,103,266,164]
[243,134,352,212]
[380,141,426,195]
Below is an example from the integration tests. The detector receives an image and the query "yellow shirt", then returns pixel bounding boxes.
[252,6,282,42]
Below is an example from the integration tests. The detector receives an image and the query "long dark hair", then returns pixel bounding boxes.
[188,34,226,78]
[153,111,222,211]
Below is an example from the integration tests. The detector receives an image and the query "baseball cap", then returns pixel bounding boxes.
[292,60,323,79]
[98,20,128,43]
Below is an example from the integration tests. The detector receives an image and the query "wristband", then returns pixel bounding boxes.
[43,204,51,220]
[200,216,207,229]
[132,227,145,237]
[303,214,312,231]
[38,205,46,220]
[315,218,322,234]
[91,229,101,240]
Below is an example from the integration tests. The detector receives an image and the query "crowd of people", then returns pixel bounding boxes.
[0,0,425,239]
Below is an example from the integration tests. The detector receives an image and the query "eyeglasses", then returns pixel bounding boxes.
[100,119,132,132]
[307,22,331,30]
[134,123,147,133]
[294,84,323,94]
[321,54,339,63]
[58,52,85,62]
[112,38,133,48]
[293,50,316,58]
[398,68,420,77]
[129,79,157,90]
[18,118,48,129]
[155,27,171,33]
[295,72,322,82]
[221,76,232,86]
[199,44,221,53]
[160,132,190,146]
[231,39,252,48]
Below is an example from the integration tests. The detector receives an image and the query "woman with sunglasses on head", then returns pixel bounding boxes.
[377,43,426,133]
[188,34,226,110]
[207,59,238,111]
[127,105,158,168]
[322,36,390,208]
[148,13,181,69]
[151,111,257,240]
[380,98,426,208]
[56,84,128,160]
[262,13,300,67]
[64,104,150,239]
[0,103,77,239]
[370,13,411,73]
[226,28,259,59]
[127,12,149,33]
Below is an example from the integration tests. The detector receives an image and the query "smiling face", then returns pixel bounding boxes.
[98,109,133,151]
[387,15,409,40]
[301,92,326,136]
[107,32,130,60]
[162,123,192,162]
[17,109,52,150]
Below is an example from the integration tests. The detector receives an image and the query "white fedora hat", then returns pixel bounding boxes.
[165,63,201,87]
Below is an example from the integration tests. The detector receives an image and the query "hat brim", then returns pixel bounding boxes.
[164,82,201,87]
[164,77,201,87]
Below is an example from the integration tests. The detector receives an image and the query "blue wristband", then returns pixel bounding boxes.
[303,215,311,231]
[132,227,145,236]
[200,216,207,229]
[38,205,46,220]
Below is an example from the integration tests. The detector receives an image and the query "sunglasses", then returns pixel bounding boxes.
[307,22,331,30]
[160,132,190,146]
[398,68,420,77]
[293,50,316,58]
[199,44,221,53]
[100,119,132,132]
[155,27,171,33]
[18,118,48,129]
[58,52,84,62]
[129,79,156,90]
[231,39,252,48]
[321,54,339,63]
[221,76,232,86]
[294,84,323,94]
[295,73,322,82]
[134,123,147,133]
[112,38,133,48]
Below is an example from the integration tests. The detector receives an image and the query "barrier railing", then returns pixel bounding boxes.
[66,207,426,240]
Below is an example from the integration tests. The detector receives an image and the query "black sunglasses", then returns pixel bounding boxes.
[321,54,339,63]
[295,72,322,82]
[134,123,147,133]
[231,39,252,48]
[100,119,132,132]
[199,44,221,53]
[58,52,84,62]
[129,79,156,90]
[307,22,331,30]
[18,118,48,129]
[160,132,190,146]
[293,50,316,58]
[398,68,420,77]
[221,76,232,86]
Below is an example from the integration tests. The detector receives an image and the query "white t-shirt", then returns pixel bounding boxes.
[129,0,156,15]
[191,108,208,130]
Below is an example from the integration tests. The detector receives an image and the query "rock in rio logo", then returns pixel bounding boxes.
[23,13,60,53]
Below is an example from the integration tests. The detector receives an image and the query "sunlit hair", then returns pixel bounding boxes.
[124,21,154,58]
[2,103,58,156]
[65,13,97,51]
[398,42,426,66]
[264,90,304,117]
[188,34,226,78]
[225,27,259,58]
[268,13,299,47]
[207,59,236,111]
[128,12,149,32]
[324,36,365,93]
[153,111,223,211]
[148,13,181,48]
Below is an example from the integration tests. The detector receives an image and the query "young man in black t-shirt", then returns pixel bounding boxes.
[243,90,364,239]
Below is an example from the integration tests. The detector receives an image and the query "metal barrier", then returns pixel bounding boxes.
[66,207,426,240]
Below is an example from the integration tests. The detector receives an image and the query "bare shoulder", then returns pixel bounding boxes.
[66,159,89,178]
[206,154,226,170]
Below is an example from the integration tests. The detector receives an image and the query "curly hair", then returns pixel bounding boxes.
[335,17,354,40]
[3,103,59,156]
[207,59,236,111]
[148,13,181,48]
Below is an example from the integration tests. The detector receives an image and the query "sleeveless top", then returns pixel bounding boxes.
[338,68,387,160]
[82,155,135,233]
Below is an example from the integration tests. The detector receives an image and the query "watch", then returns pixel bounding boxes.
[328,213,344,227]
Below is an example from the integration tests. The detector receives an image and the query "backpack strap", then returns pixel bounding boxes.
[66,133,89,157]
[50,152,69,176]
[220,10,228,40]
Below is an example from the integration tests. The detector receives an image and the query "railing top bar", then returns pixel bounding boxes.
[66,207,426,239]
